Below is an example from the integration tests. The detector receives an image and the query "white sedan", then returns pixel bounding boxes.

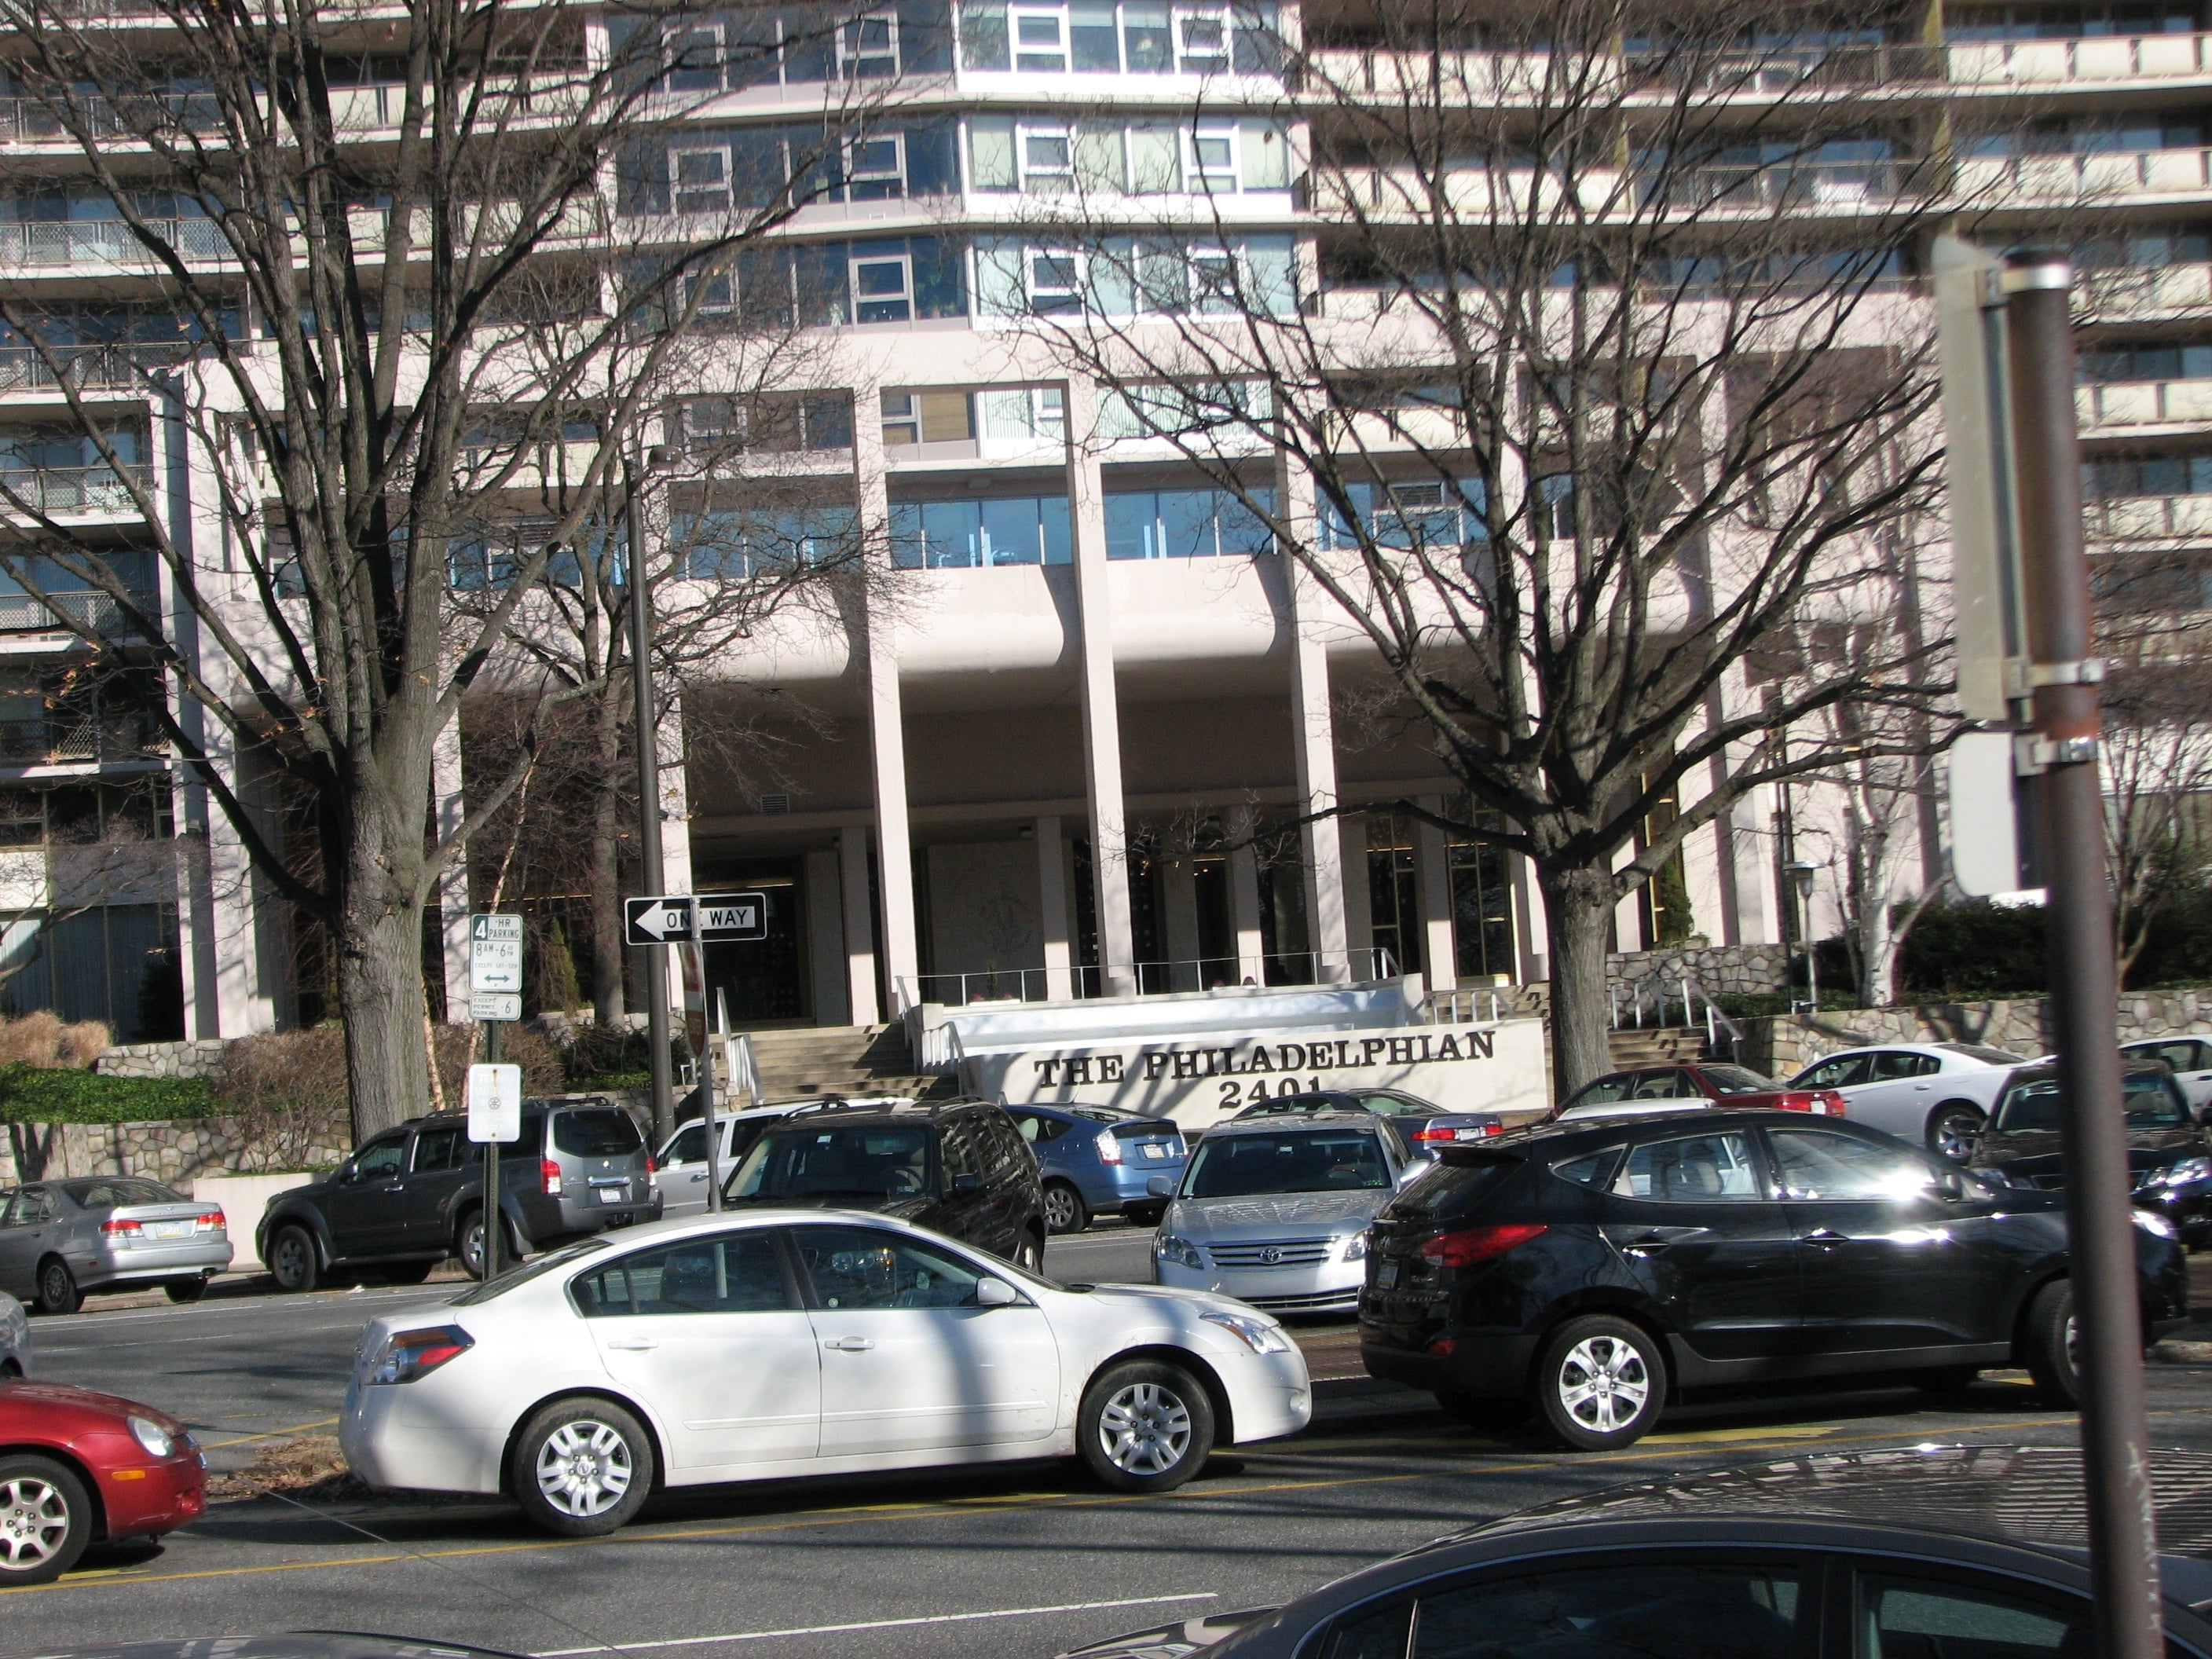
[1786,1041,2032,1160]
[341,1209,1310,1536]
[2121,1036,2212,1115]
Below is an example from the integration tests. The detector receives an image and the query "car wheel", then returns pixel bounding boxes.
[1078,1359,1215,1493]
[460,1212,497,1280]
[510,1397,654,1537]
[1042,1181,1090,1236]
[1014,1229,1046,1273]
[1909,1364,1981,1395]
[1533,1315,1666,1450]
[268,1225,320,1294]
[2024,1279,2080,1408]
[33,1258,79,1317]
[0,1453,91,1584]
[1926,1102,1986,1163]
[382,1260,436,1285]
[164,1276,209,1304]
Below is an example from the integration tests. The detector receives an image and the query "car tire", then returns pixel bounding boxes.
[268,1224,320,1294]
[1533,1315,1667,1450]
[1121,1203,1165,1229]
[509,1397,655,1537]
[1909,1364,1981,1395]
[33,1258,79,1317]
[1078,1359,1215,1493]
[1042,1181,1090,1236]
[0,1452,92,1584]
[1926,1101,1986,1163]
[460,1211,512,1280]
[2023,1279,2080,1408]
[165,1276,209,1304]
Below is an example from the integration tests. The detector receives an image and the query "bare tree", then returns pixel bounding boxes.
[2099,654,2212,986]
[1002,0,1974,1091]
[0,0,902,1137]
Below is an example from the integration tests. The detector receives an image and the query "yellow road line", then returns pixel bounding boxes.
[198,1417,341,1450]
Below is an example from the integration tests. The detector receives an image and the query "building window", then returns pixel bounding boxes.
[1188,123,1238,189]
[851,250,914,322]
[1012,7,1068,68]
[1176,5,1231,71]
[847,134,906,199]
[679,394,852,454]
[1322,478,1485,551]
[881,388,976,445]
[1022,126,1076,190]
[977,386,1065,441]
[0,900,184,1044]
[890,495,1073,566]
[839,11,900,77]
[663,24,726,93]
[675,506,858,579]
[670,145,734,214]
[1448,823,1518,984]
[1027,247,1083,313]
[1104,486,1273,558]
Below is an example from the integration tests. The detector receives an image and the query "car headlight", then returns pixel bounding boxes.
[1342,1231,1368,1261]
[364,1325,476,1386]
[2152,1157,2212,1188]
[1200,1309,1292,1355]
[1152,1233,1205,1271]
[128,1415,174,1458]
[2135,1209,2179,1239]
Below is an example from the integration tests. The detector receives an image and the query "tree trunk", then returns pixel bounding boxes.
[589,734,625,1027]
[1540,863,1617,1102]
[338,884,434,1144]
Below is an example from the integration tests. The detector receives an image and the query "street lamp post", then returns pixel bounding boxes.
[1784,858,1819,1013]
[626,448,675,1147]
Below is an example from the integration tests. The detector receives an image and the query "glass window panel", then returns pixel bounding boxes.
[980,496,1041,564]
[1039,494,1072,563]
[572,1232,792,1317]
[921,499,980,566]
[1412,1562,1803,1659]
[961,0,1010,68]
[1071,0,1121,68]
[1610,1130,1764,1201]
[1075,124,1127,190]
[1159,489,1216,557]
[1129,124,1182,189]
[1014,9,1068,68]
[1124,0,1173,68]
[1856,1572,2084,1659]
[791,1224,990,1309]
[1106,491,1155,558]
[1242,121,1289,187]
[1768,1129,1938,1203]
[1218,487,1274,554]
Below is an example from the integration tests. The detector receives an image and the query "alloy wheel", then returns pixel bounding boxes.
[273,1235,308,1286]
[534,1420,635,1518]
[1042,1187,1079,1232]
[1932,1107,1983,1163]
[0,1474,71,1570]
[1555,1335,1651,1434]
[1097,1381,1192,1475]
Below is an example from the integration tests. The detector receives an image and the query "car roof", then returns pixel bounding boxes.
[1199,1111,1388,1138]
[1482,1106,1888,1157]
[764,1097,999,1127]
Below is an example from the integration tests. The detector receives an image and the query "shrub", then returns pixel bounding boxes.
[1895,900,2049,1000]
[0,1010,111,1070]
[211,1029,350,1171]
[429,1020,564,1104]
[0,1064,212,1123]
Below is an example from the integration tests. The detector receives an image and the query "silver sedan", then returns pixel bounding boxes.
[0,1177,233,1314]
[0,1287,24,1374]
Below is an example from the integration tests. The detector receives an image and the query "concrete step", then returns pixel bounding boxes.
[725,1024,939,1103]
[1607,1026,1710,1068]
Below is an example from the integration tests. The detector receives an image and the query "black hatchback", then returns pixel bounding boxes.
[720,1098,1047,1270]
[1359,1108,2188,1449]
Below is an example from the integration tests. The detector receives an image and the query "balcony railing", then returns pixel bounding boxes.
[0,464,152,515]
[0,590,152,635]
[2080,262,2212,317]
[0,93,222,144]
[1959,146,2212,201]
[0,218,226,270]
[0,345,180,396]
[0,713,159,765]
[2079,378,2212,427]
[1948,31,2212,86]
[2086,493,2212,540]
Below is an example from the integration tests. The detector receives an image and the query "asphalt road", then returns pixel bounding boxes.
[6,1229,2211,1659]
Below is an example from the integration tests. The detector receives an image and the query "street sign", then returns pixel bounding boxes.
[466,1063,522,1143]
[471,913,523,994]
[625,892,768,946]
[470,992,522,1022]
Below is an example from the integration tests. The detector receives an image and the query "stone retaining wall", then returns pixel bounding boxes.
[94,1038,229,1080]
[0,1116,346,1185]
[1734,987,2212,1076]
[1610,943,1792,1005]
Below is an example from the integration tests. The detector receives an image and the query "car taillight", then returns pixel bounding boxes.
[101,1217,143,1238]
[195,1210,225,1232]
[643,1154,654,1175]
[540,1159,563,1196]
[1419,1222,1547,1267]
[1412,1123,1503,1142]
[365,1325,474,1386]
[1097,1133,1123,1165]
[1771,1091,1846,1115]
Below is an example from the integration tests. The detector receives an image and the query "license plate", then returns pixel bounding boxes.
[1376,1259,1401,1289]
[1142,1143,1167,1159]
[150,1221,192,1239]
[596,1187,627,1204]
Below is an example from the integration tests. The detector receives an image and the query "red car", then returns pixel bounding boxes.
[0,1379,206,1584]
[1557,1060,1849,1120]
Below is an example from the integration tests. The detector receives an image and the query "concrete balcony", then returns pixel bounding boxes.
[2086,493,2212,541]
[0,589,155,641]
[1948,31,2212,87]
[0,218,226,273]
[0,463,152,517]
[2080,377,2212,429]
[1959,146,2212,204]
[0,346,177,397]
[2080,262,2212,320]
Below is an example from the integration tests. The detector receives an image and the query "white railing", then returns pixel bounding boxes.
[0,464,152,515]
[899,947,1401,1009]
[720,1027,764,1109]
[1961,146,2212,202]
[1610,973,1745,1057]
[1947,31,2212,86]
[1423,986,1507,1024]
[2081,262,2212,316]
[2086,493,2212,540]
[0,218,227,269]
[2079,377,2212,427]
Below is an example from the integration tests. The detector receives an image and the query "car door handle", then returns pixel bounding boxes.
[1620,1232,1676,1256]
[604,1336,659,1351]
[1800,1229,1848,1249]
[823,1336,876,1351]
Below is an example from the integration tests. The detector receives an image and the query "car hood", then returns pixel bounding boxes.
[1070,1281,1289,1320]
[1973,1126,2207,1174]
[1168,1190,1391,1238]
[0,1378,181,1428]
[1058,1608,1281,1659]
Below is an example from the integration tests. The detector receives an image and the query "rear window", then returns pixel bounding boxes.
[553,1108,645,1158]
[60,1177,182,1207]
[1386,1154,1519,1221]
[1109,1119,1180,1139]
[1939,1042,2030,1066]
[1996,1071,2190,1132]
[1700,1066,1774,1094]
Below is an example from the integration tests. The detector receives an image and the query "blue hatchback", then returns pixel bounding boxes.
[1004,1104,1188,1233]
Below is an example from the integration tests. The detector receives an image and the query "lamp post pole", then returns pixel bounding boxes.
[627,450,674,1148]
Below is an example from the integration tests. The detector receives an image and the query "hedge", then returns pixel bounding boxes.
[0,1064,216,1124]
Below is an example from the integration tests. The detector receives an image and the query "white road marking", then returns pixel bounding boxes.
[533,1593,1220,1655]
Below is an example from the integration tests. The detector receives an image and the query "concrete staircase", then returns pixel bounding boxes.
[731,1024,947,1103]
[1606,1026,1712,1068]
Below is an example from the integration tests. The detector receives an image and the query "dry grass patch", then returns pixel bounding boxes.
[206,1434,369,1503]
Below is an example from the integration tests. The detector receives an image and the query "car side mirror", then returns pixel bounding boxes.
[1397,1163,1427,1187]
[975,1276,1020,1307]
[951,1173,980,1193]
[1147,1174,1175,1198]
[336,1163,360,1185]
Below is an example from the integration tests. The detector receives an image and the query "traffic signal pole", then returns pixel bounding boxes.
[2005,252,2163,1659]
[628,452,674,1148]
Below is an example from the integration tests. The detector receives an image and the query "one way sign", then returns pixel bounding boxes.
[624,892,769,946]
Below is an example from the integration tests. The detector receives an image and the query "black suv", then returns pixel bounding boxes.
[721,1099,1046,1269]
[1359,1108,2188,1451]
[258,1096,661,1292]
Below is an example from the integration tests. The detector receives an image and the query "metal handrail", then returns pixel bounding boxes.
[1423,986,1506,1024]
[1608,972,1745,1058]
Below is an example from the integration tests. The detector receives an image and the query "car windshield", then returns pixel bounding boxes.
[1700,1067,1774,1094]
[730,1122,932,1199]
[452,1236,611,1304]
[59,1176,182,1207]
[553,1108,644,1158]
[1939,1042,2030,1065]
[1183,1130,1390,1197]
[1995,1073,2191,1133]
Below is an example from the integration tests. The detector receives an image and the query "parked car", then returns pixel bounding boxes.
[721,1099,1047,1269]
[340,1209,1312,1535]
[1785,1041,2032,1160]
[2122,1034,2212,1115]
[1972,1057,2212,1246]
[656,1104,815,1220]
[0,1177,233,1315]
[1358,1108,2187,1448]
[1002,1103,1188,1233]
[260,1096,661,1294]
[0,1379,206,1584]
[1059,1444,2212,1659]
[1556,1063,1846,1122]
[1,1287,25,1375]
[1232,1087,1506,1154]
[1152,1113,1422,1315]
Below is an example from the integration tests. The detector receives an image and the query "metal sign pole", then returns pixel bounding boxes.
[704,988,727,1213]
[2004,252,2162,1659]
[628,452,675,1149]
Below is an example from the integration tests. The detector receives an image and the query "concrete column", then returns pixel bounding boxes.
[1160,856,1202,992]
[1613,840,1643,954]
[430,708,472,1020]
[1414,795,1457,992]
[804,848,850,1026]
[840,826,881,1024]
[1514,854,1547,986]
[1228,805,1265,984]
[1276,456,1350,982]
[1035,815,1075,1000]
[1065,376,1136,994]
[1339,815,1372,976]
[203,740,276,1036]
[855,402,920,1010]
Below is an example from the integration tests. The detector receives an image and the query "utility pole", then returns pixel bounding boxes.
[628,449,674,1148]
[2005,251,2163,1659]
